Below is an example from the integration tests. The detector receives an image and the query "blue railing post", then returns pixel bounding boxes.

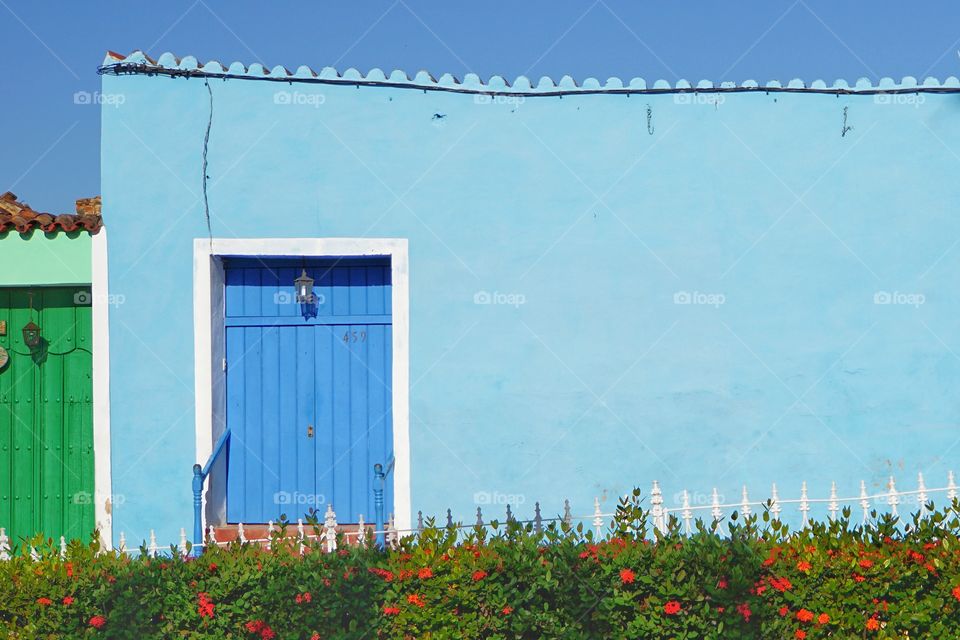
[373,463,385,547]
[192,463,204,556]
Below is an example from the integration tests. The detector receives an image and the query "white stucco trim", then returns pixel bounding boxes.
[91,230,113,548]
[193,237,411,532]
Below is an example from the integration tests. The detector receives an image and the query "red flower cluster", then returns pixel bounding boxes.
[62,596,74,606]
[369,567,394,581]
[245,620,275,639]
[383,605,401,616]
[796,609,814,623]
[89,615,106,630]
[36,597,52,606]
[197,592,215,619]
[663,601,681,615]
[472,570,488,582]
[502,606,513,615]
[418,567,433,579]
[619,568,635,584]
[769,576,792,592]
[952,585,960,602]
[295,592,312,604]
[407,594,426,608]
[736,602,752,622]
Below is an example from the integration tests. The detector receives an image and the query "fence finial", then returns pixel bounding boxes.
[207,525,216,545]
[828,482,839,521]
[0,528,9,561]
[563,499,572,525]
[740,485,751,518]
[592,497,603,537]
[534,502,543,535]
[149,530,159,557]
[711,488,722,522]
[888,476,899,516]
[324,504,338,553]
[237,522,247,544]
[59,536,67,559]
[949,471,958,501]
[799,481,810,527]
[179,528,188,555]
[357,514,367,548]
[446,508,454,528]
[770,483,781,520]
[385,514,397,549]
[476,507,484,527]
[417,510,425,533]
[118,532,127,555]
[917,472,928,514]
[266,521,275,550]
[681,490,692,535]
[651,481,665,532]
[859,481,870,524]
[297,519,305,556]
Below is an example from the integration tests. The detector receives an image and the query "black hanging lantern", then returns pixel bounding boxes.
[22,320,41,348]
[295,268,315,305]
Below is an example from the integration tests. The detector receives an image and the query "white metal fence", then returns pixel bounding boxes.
[1,470,956,559]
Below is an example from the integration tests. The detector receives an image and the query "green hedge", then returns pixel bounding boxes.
[4,492,960,638]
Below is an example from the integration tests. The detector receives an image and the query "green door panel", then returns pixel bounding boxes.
[0,287,94,545]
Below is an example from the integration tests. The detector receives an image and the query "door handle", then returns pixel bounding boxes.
[307,424,314,438]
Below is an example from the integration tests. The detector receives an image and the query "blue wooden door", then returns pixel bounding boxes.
[223,258,393,524]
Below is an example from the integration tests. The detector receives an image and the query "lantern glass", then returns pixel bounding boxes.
[294,268,315,305]
[22,320,41,348]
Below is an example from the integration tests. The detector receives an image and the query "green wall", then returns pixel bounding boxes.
[0,231,91,286]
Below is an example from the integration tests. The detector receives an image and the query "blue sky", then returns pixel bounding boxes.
[2,1,959,212]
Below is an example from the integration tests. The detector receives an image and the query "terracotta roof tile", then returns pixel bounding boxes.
[0,192,102,234]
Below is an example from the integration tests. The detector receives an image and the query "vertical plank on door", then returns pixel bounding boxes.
[277,327,297,514]
[242,327,263,521]
[349,324,369,519]
[260,326,280,518]
[225,327,245,522]
[295,325,316,518]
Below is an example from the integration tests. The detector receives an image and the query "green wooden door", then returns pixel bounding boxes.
[0,287,94,544]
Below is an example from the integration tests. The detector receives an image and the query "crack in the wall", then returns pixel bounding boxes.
[202,79,214,247]
[646,104,654,135]
[841,106,853,137]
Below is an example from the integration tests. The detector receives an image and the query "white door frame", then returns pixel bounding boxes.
[91,230,113,547]
[192,238,411,532]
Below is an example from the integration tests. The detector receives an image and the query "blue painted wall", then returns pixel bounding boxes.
[101,57,960,545]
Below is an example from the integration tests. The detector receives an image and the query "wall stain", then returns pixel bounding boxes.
[841,106,853,137]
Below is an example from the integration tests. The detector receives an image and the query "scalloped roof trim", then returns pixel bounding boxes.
[101,51,960,94]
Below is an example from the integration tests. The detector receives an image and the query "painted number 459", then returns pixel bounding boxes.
[343,331,367,343]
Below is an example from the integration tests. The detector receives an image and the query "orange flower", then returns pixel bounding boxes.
[663,601,681,615]
[418,567,433,580]
[853,574,866,583]
[817,613,829,625]
[859,559,873,569]
[619,568,635,584]
[795,631,807,640]
[952,586,960,602]
[796,561,812,572]
[779,606,789,617]
[382,605,400,615]
[472,570,487,582]
[502,606,513,615]
[866,617,880,631]
[796,609,814,623]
